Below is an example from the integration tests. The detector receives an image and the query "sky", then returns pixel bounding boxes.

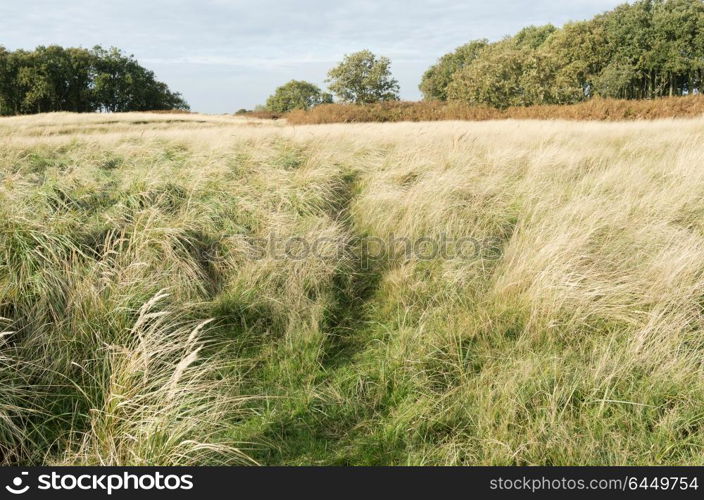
[0,0,627,114]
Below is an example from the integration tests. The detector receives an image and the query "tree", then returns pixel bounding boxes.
[420,40,488,101]
[0,47,14,115]
[0,45,188,116]
[539,19,610,101]
[512,24,558,49]
[16,49,52,114]
[326,50,399,104]
[423,0,704,108]
[91,46,189,112]
[447,44,531,108]
[265,80,332,112]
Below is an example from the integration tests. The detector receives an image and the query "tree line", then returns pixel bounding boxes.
[0,45,189,115]
[265,0,704,113]
[421,0,704,107]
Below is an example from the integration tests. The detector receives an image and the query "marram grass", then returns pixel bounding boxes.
[0,111,703,465]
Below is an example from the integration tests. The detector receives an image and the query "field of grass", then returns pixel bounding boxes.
[1,112,704,465]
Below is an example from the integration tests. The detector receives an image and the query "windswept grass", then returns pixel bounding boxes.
[1,112,703,465]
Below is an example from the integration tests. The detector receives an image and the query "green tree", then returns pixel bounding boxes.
[265,80,331,112]
[447,44,530,108]
[0,47,22,115]
[0,45,188,115]
[439,25,566,107]
[23,46,96,113]
[512,24,558,49]
[16,49,52,114]
[91,46,189,112]
[424,0,704,108]
[539,19,610,101]
[420,40,488,101]
[326,50,399,104]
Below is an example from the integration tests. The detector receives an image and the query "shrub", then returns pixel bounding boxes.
[285,95,704,124]
[265,80,332,113]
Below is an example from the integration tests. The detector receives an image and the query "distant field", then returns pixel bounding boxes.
[1,112,704,465]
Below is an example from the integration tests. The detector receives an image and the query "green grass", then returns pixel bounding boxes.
[1,113,703,465]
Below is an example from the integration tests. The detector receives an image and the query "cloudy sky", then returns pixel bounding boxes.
[1,0,626,113]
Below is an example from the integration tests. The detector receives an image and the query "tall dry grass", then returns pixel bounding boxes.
[1,112,703,465]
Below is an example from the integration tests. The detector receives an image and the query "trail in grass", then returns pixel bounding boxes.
[224,160,397,464]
